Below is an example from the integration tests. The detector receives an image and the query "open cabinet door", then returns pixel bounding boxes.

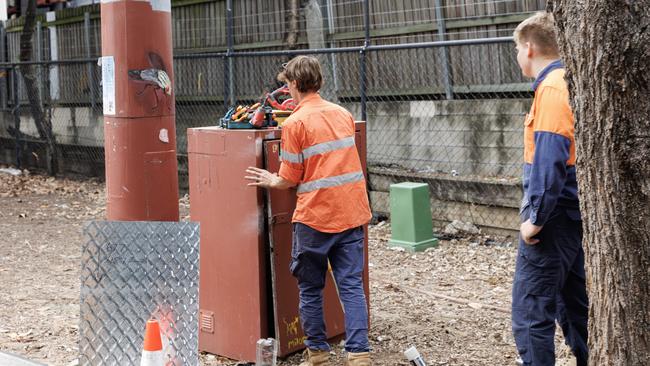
[263,139,346,357]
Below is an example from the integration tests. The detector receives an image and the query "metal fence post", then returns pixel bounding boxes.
[47,11,60,101]
[36,21,44,109]
[0,24,6,110]
[359,0,369,121]
[360,0,371,207]
[84,12,96,111]
[324,0,339,94]
[12,67,21,168]
[224,0,234,109]
[434,0,453,100]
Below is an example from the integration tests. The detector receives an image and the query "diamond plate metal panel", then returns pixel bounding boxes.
[80,221,200,366]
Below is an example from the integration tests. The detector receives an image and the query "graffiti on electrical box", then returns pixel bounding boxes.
[283,316,300,337]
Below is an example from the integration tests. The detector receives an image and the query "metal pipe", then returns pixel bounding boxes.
[0,24,7,110]
[0,58,97,66]
[84,12,95,110]
[356,36,513,51]
[0,36,514,66]
[224,0,234,108]
[324,0,339,94]
[360,0,370,121]
[171,36,513,58]
[359,51,367,119]
[12,67,21,168]
[363,0,370,45]
[36,21,43,109]
[46,11,60,101]
[434,0,453,100]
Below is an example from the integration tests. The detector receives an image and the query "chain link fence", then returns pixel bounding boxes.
[0,0,545,233]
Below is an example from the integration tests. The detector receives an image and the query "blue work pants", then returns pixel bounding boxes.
[512,209,588,366]
[290,222,369,353]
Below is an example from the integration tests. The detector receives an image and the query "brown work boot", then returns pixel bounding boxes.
[299,348,330,366]
[345,351,371,366]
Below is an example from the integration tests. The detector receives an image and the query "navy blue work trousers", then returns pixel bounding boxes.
[512,208,588,366]
[290,222,369,353]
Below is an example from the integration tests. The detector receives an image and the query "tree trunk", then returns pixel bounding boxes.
[19,0,58,175]
[551,2,650,365]
[285,0,300,49]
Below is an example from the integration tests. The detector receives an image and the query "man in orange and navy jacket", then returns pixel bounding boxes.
[511,12,588,366]
[245,56,372,366]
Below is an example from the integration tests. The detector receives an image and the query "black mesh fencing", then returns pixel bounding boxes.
[0,1,542,233]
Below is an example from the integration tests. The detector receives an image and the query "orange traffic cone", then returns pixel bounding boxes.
[140,319,164,366]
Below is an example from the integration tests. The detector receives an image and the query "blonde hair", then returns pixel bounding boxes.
[277,56,323,93]
[513,12,560,57]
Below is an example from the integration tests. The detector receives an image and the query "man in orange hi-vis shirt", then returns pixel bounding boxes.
[245,56,372,366]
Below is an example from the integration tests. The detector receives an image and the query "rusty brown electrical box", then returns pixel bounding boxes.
[187,123,369,362]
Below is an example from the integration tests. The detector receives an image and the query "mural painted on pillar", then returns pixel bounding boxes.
[128,52,172,111]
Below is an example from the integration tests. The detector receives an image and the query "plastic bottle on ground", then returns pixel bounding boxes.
[404,345,427,366]
[255,338,278,366]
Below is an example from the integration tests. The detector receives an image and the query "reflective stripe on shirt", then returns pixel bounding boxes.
[303,136,355,159]
[297,171,365,194]
[282,135,355,164]
[280,149,303,164]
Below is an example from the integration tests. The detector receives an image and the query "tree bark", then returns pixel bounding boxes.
[19,0,58,175]
[551,2,650,365]
[284,0,300,49]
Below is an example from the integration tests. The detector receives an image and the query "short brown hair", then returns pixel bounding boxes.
[278,56,323,93]
[513,12,559,57]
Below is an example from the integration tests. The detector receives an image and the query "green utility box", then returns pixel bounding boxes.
[388,182,438,252]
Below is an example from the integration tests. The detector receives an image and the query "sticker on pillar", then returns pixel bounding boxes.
[101,56,116,115]
[150,0,171,12]
[159,128,169,143]
[129,52,172,112]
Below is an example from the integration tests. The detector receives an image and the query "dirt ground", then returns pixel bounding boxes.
[0,169,571,365]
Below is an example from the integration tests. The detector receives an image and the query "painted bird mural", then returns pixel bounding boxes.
[128,51,172,111]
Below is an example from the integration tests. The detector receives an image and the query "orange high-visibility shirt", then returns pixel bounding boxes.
[278,93,371,233]
[522,66,579,225]
[524,68,576,166]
